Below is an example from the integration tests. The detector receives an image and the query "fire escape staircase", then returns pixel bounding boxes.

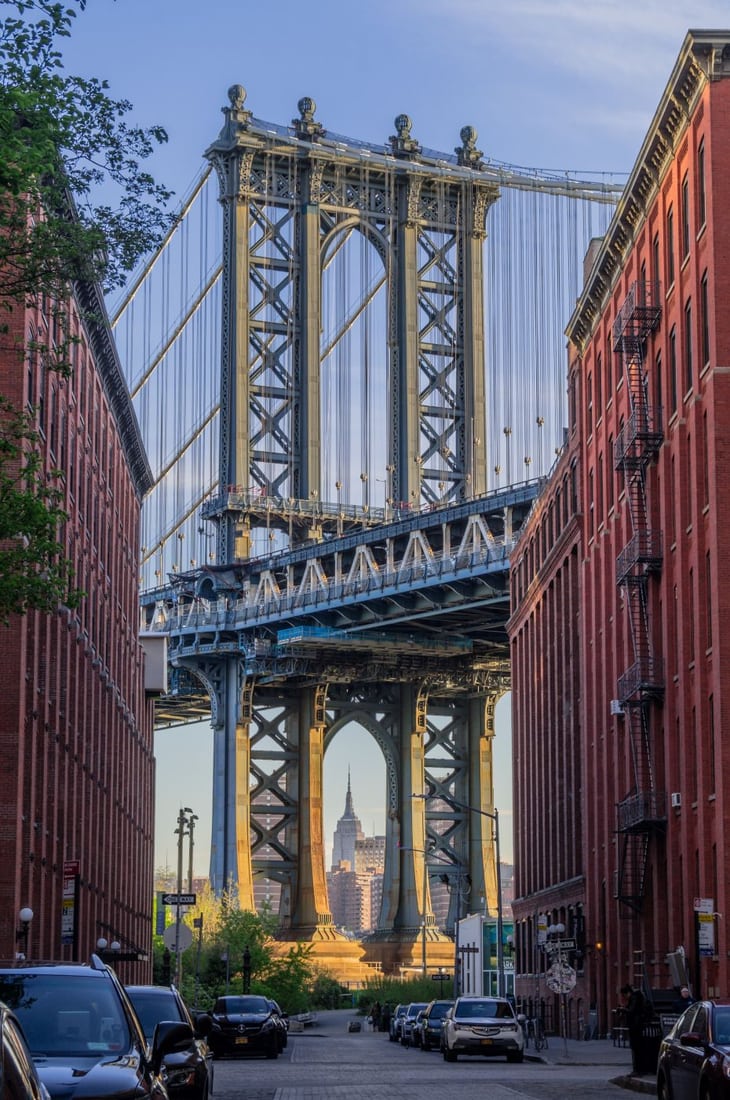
[612,281,666,915]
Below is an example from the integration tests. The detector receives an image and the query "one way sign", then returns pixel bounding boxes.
[162,893,196,906]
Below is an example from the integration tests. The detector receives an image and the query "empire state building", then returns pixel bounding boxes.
[330,770,364,870]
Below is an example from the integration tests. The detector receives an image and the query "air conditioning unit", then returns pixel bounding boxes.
[610,699,625,716]
[671,792,682,809]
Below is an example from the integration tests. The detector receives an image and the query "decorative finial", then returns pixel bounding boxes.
[456,125,483,168]
[293,96,325,140]
[228,84,247,111]
[389,114,421,158]
[220,84,252,130]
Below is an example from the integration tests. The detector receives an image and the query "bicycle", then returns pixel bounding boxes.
[532,1016,548,1051]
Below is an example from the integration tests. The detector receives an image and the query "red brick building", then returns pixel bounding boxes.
[509,30,730,1034]
[0,269,156,974]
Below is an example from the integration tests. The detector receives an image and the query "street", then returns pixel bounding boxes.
[211,1009,644,1099]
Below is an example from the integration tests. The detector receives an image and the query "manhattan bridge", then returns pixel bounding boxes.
[119,86,621,971]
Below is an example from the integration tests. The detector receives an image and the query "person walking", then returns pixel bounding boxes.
[621,983,647,1074]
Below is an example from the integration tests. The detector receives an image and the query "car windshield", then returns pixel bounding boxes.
[215,996,269,1014]
[0,973,130,1057]
[126,989,184,1040]
[456,999,513,1019]
[430,1003,452,1019]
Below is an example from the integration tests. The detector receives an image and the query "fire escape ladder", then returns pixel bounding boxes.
[612,281,666,914]
[614,832,651,916]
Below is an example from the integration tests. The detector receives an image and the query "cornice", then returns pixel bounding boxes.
[566,30,730,354]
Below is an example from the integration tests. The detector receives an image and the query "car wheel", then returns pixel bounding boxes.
[443,1047,457,1062]
[507,1050,524,1063]
[421,1039,429,1052]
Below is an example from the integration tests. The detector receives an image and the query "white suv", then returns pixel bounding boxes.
[441,996,525,1062]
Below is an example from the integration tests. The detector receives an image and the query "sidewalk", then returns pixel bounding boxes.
[526,1036,656,1094]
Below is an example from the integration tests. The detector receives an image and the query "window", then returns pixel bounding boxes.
[706,550,712,650]
[709,694,716,794]
[684,299,693,393]
[702,410,709,509]
[607,435,614,511]
[655,351,663,427]
[667,206,675,286]
[587,372,593,435]
[652,232,661,292]
[697,138,706,228]
[596,354,602,419]
[681,174,690,259]
[669,326,678,414]
[606,341,613,397]
[700,270,710,367]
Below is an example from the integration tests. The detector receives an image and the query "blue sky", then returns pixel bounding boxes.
[60,0,730,876]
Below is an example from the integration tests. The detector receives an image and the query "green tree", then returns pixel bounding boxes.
[0,395,78,620]
[0,0,172,615]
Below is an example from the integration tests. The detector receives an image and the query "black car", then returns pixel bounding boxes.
[0,957,193,1099]
[205,995,284,1058]
[0,1000,49,1100]
[125,985,214,1100]
[418,999,454,1051]
[657,999,730,1099]
[389,1003,407,1042]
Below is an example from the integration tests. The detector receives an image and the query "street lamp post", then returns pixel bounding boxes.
[174,807,194,986]
[413,794,505,997]
[16,907,33,962]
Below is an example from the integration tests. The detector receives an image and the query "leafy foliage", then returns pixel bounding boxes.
[152,886,347,1015]
[0,0,172,615]
[0,0,173,299]
[0,395,80,619]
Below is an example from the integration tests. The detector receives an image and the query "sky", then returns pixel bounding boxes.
[56,0,730,876]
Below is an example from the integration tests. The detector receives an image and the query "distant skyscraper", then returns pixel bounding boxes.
[330,770,365,871]
[327,771,385,934]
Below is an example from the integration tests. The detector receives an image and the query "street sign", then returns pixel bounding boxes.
[546,961,577,994]
[431,973,451,981]
[163,921,193,953]
[162,893,196,906]
[546,938,576,953]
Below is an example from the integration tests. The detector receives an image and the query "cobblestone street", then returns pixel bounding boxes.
[211,1009,652,1100]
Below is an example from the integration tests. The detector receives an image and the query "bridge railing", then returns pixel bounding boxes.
[149,536,514,636]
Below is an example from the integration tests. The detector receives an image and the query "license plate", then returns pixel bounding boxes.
[235,1036,248,1045]
[481,1038,493,1045]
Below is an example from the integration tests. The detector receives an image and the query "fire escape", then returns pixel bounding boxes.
[612,280,666,914]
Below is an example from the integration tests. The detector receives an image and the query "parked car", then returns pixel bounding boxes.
[125,985,213,1100]
[0,957,193,1099]
[657,999,730,1099]
[389,1003,407,1042]
[418,999,454,1051]
[401,1002,428,1047]
[204,995,284,1058]
[441,996,525,1062]
[266,999,289,1047]
[0,1000,50,1100]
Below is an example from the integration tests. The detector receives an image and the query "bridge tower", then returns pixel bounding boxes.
[177,86,507,973]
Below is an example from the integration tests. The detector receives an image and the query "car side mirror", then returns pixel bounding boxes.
[680,1032,704,1046]
[150,1021,194,1074]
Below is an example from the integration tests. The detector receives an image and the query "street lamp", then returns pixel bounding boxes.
[16,907,33,961]
[174,807,194,985]
[548,921,569,1057]
[413,794,505,997]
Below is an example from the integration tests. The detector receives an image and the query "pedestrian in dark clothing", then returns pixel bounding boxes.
[621,983,647,1074]
[674,986,695,1012]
